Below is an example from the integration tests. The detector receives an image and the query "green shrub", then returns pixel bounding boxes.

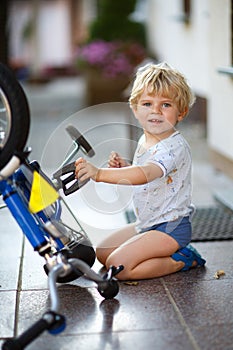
[88,0,147,46]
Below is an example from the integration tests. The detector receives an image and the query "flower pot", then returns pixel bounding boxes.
[85,70,130,106]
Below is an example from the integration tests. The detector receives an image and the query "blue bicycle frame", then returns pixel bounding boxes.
[0,169,64,253]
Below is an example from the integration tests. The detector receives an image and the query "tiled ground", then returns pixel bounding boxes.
[0,77,233,350]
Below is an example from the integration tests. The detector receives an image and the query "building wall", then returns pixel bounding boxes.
[9,0,72,72]
[147,0,210,96]
[208,1,233,166]
[146,0,233,176]
[37,1,71,67]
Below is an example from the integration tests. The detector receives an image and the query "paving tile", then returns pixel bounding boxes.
[0,206,22,290]
[15,281,198,350]
[17,280,185,335]
[16,287,98,337]
[165,279,233,328]
[16,290,50,335]
[106,281,184,332]
[21,239,48,291]
[24,329,195,350]
[195,241,233,271]
[0,291,16,338]
[191,323,233,350]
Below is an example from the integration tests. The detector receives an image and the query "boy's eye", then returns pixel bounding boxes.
[162,103,171,108]
[142,102,152,107]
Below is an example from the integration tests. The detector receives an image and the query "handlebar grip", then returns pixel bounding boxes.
[53,162,89,195]
[66,125,95,157]
[2,311,65,350]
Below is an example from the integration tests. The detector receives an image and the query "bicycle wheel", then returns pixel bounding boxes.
[0,63,30,170]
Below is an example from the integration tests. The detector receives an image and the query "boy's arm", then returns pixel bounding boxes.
[97,164,163,184]
[75,157,163,185]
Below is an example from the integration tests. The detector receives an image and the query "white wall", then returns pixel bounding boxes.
[208,0,233,160]
[146,0,233,163]
[9,1,33,64]
[9,0,72,71]
[37,1,71,67]
[147,0,210,96]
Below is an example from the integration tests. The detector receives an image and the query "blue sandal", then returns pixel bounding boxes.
[172,244,206,271]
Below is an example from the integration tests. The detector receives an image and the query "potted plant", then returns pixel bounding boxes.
[74,0,147,105]
[75,39,146,105]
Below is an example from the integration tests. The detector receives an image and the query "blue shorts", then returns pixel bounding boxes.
[139,216,192,248]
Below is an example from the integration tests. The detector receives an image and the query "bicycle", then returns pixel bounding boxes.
[0,63,123,350]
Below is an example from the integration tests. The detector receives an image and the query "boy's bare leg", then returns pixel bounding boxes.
[104,230,183,280]
[96,223,137,265]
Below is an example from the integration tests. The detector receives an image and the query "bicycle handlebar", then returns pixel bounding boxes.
[51,125,94,195]
[2,311,65,350]
[53,161,89,195]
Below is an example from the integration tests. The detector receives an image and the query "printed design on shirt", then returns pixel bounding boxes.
[166,176,173,184]
[166,168,177,185]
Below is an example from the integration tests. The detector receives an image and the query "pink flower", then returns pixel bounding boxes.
[76,40,146,78]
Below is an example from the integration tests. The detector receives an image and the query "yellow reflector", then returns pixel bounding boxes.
[29,171,59,213]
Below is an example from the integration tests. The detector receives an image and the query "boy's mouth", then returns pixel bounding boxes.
[149,118,163,124]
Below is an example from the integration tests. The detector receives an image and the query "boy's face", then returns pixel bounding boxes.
[132,89,186,137]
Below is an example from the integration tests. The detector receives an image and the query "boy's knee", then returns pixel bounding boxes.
[106,256,132,281]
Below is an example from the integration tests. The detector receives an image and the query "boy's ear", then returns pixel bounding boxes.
[178,109,188,121]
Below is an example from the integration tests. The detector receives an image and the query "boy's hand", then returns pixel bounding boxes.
[75,157,98,182]
[108,151,128,168]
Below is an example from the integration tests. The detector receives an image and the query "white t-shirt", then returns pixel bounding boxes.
[132,130,193,231]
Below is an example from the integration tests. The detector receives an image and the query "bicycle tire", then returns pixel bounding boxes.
[0,63,30,170]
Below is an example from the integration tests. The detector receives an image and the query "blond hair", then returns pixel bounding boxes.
[129,62,195,115]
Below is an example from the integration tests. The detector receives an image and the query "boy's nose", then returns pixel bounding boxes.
[151,105,161,114]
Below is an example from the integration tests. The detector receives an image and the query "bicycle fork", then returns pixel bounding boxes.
[2,257,123,350]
